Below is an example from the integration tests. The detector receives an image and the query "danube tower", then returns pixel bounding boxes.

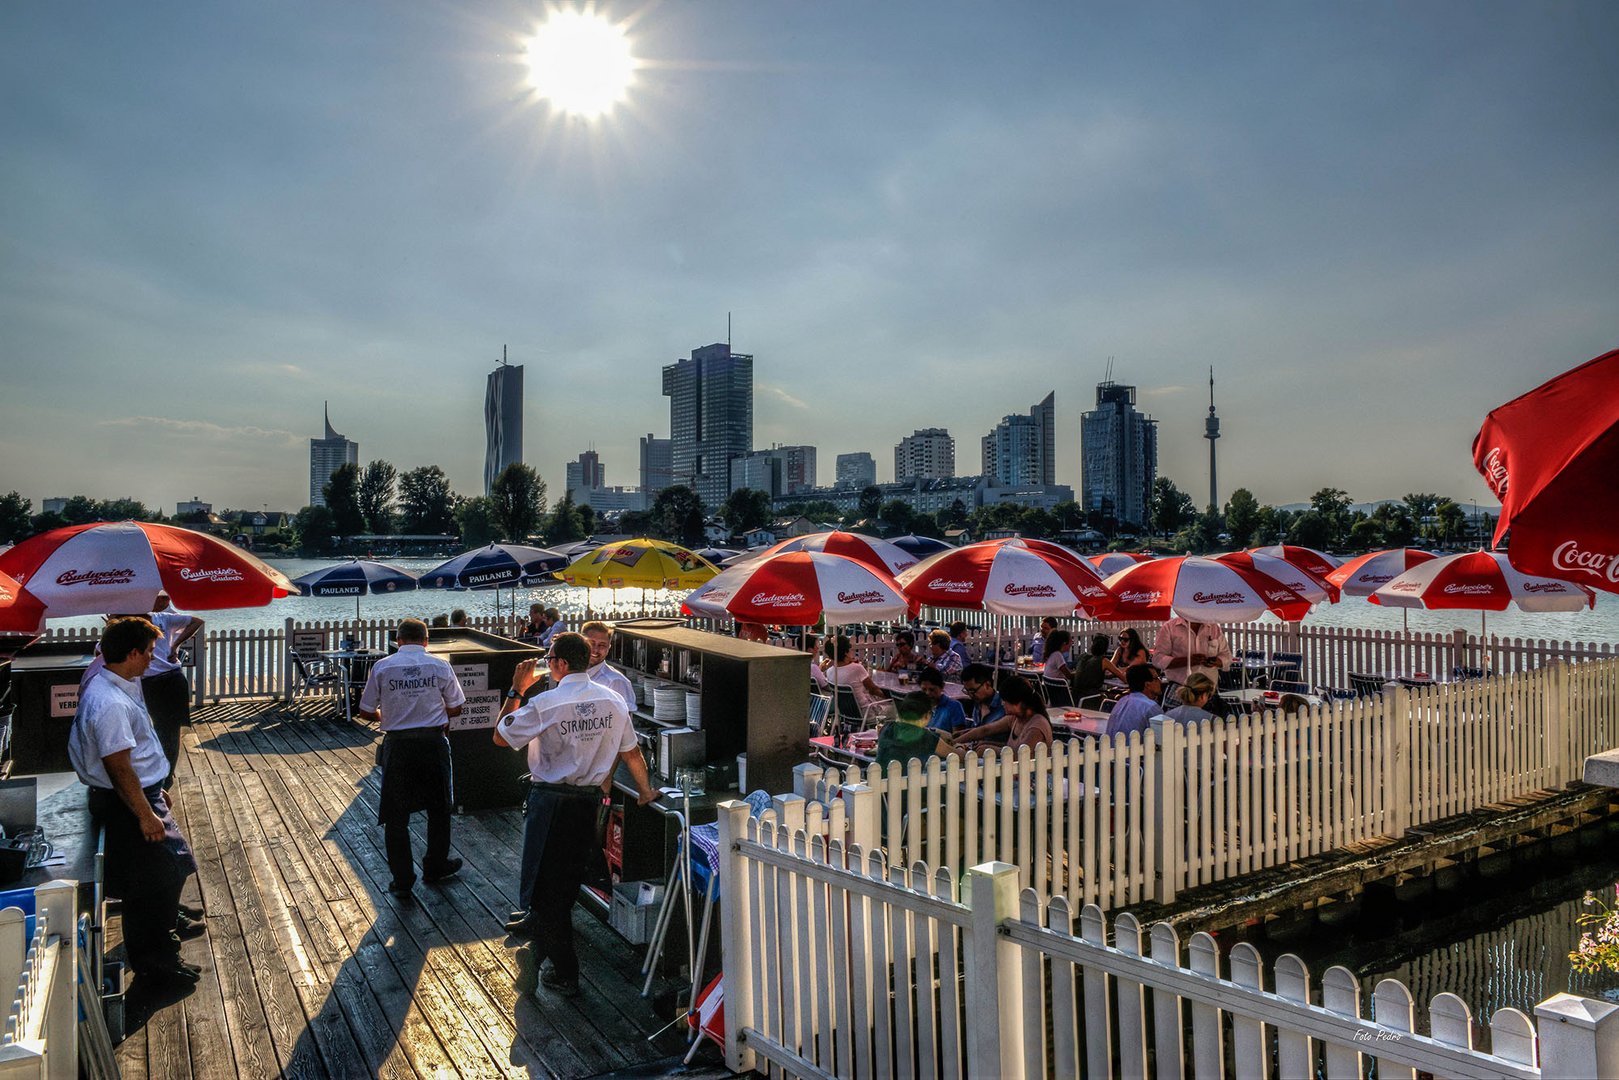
[1204,367,1221,512]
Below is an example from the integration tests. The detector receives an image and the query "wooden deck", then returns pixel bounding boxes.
[113,697,717,1079]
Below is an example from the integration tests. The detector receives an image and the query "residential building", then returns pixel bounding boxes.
[982,391,1056,487]
[835,452,876,490]
[176,498,211,517]
[483,358,524,495]
[639,434,672,494]
[565,450,606,504]
[729,450,782,498]
[894,428,955,482]
[41,498,68,514]
[775,445,817,494]
[574,486,649,514]
[1080,381,1158,529]
[662,343,754,509]
[309,403,359,508]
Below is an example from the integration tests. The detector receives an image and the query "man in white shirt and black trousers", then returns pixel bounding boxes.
[357,618,467,899]
[141,591,203,789]
[69,617,203,992]
[493,631,658,997]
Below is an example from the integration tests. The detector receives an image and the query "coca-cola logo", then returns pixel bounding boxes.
[1004,583,1057,598]
[927,578,976,594]
[750,591,806,608]
[55,568,135,588]
[1441,583,1495,596]
[1192,590,1245,605]
[836,590,887,605]
[1482,446,1509,497]
[179,566,243,583]
[1553,540,1619,583]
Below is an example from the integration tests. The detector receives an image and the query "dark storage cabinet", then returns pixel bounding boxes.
[8,643,96,775]
[416,627,545,812]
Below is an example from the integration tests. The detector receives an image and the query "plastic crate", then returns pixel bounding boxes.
[608,881,664,944]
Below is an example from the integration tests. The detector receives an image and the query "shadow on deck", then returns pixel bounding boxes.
[112,696,724,1079]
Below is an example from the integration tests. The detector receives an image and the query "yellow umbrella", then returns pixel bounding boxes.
[554,538,720,590]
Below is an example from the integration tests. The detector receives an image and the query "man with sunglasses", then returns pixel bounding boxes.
[493,632,657,997]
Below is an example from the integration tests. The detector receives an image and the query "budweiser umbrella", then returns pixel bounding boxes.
[1102,555,1313,623]
[754,531,919,577]
[0,570,46,634]
[1474,346,1619,592]
[1249,544,1341,581]
[1370,550,1594,637]
[0,521,296,616]
[680,551,914,626]
[290,559,417,619]
[1089,551,1154,577]
[1216,550,1337,605]
[1325,548,1439,597]
[897,538,1115,617]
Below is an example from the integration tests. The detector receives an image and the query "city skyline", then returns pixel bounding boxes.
[2,3,1616,516]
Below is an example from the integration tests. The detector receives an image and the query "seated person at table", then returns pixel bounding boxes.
[1072,634,1110,702]
[1041,629,1073,683]
[954,664,1012,745]
[736,621,769,643]
[1150,616,1233,690]
[876,692,952,770]
[1029,618,1059,664]
[1104,664,1167,737]
[1163,673,1218,726]
[1104,628,1150,682]
[925,629,964,677]
[885,630,921,673]
[810,633,887,713]
[918,666,969,733]
[947,622,974,669]
[997,677,1054,752]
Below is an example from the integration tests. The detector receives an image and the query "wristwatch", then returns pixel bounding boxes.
[506,689,522,701]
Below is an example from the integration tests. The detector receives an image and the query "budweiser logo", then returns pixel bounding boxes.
[1482,446,1509,496]
[1523,581,1573,593]
[178,566,243,583]
[836,590,887,605]
[1553,540,1619,583]
[1004,583,1057,598]
[55,568,135,587]
[1192,590,1246,605]
[927,578,976,594]
[750,591,806,608]
[1389,581,1422,593]
[0,583,14,602]
[1355,572,1395,585]
[1441,583,1494,595]
[1119,590,1160,604]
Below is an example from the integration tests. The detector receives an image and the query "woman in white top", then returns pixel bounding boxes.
[1041,629,1073,682]
[811,634,885,712]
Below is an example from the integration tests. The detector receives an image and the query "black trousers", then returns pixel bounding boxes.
[519,786,600,981]
[141,668,191,788]
[88,785,193,976]
[376,732,455,887]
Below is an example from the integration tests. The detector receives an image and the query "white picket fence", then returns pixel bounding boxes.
[0,882,77,1080]
[796,657,1619,911]
[716,802,1619,1079]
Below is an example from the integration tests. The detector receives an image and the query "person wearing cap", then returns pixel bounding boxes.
[493,631,657,997]
[141,591,203,789]
[357,618,467,898]
[876,691,952,770]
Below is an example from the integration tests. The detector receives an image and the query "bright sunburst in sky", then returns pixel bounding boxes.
[524,8,636,118]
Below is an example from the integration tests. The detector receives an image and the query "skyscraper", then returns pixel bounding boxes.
[308,402,359,508]
[484,356,524,495]
[565,449,605,503]
[895,429,955,482]
[1080,381,1158,530]
[775,445,817,494]
[835,452,877,490]
[982,391,1056,487]
[662,343,754,509]
[1204,367,1221,512]
[639,434,672,494]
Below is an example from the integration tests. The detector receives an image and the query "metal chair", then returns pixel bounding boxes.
[288,650,341,696]
[809,693,832,737]
[1042,676,1075,708]
[1271,651,1304,684]
[1270,679,1311,696]
[1347,672,1386,698]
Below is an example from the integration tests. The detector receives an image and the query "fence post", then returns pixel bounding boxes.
[965,861,1025,1079]
[1545,660,1571,786]
[283,617,296,702]
[1536,993,1619,1079]
[715,802,756,1074]
[1154,719,1182,905]
[842,783,880,858]
[1384,681,1411,835]
[771,792,806,837]
[34,879,77,1080]
[793,762,822,801]
[191,630,208,708]
[1451,628,1469,681]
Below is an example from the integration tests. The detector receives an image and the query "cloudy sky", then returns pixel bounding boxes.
[2,1,1615,517]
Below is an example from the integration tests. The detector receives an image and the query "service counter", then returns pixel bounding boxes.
[417,627,545,812]
[7,642,96,775]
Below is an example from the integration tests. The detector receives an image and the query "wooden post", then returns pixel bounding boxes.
[1451,627,1469,681]
[1153,719,1182,905]
[1384,681,1411,835]
[772,793,806,836]
[191,629,208,709]
[965,862,1025,1078]
[793,762,822,801]
[1545,660,1571,786]
[842,783,880,859]
[715,802,756,1073]
[1536,993,1619,1079]
[283,616,297,703]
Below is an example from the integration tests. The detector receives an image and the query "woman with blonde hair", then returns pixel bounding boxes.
[1163,672,1218,726]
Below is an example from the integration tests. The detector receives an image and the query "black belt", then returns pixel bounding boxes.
[524,779,601,798]
[382,726,449,741]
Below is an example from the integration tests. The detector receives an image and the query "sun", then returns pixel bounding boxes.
[523,8,637,119]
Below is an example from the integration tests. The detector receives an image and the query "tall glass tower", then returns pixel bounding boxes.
[1080,381,1157,530]
[308,402,358,508]
[484,357,524,494]
[662,343,753,509]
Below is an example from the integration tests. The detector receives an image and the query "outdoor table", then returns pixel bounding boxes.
[319,648,384,723]
[1051,707,1117,738]
[869,670,968,701]
[1225,688,1324,712]
[809,733,876,767]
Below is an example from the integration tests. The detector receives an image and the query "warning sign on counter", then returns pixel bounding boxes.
[291,629,328,658]
[50,685,79,719]
[451,690,503,731]
[453,663,489,693]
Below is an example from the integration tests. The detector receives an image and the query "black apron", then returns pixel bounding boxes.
[376,728,453,824]
[87,784,197,899]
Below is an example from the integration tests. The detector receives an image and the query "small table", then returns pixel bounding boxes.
[1051,707,1117,738]
[1225,688,1324,712]
[319,649,383,722]
[870,670,967,701]
[809,734,877,766]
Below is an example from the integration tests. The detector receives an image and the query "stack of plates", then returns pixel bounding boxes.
[653,686,686,724]
[684,691,702,729]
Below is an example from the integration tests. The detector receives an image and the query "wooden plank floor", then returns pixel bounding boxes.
[113,696,713,1079]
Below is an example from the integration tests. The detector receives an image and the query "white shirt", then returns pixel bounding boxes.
[812,660,878,711]
[537,620,565,648]
[70,669,170,789]
[1151,618,1233,687]
[496,672,637,786]
[358,644,467,731]
[145,610,194,676]
[589,662,635,712]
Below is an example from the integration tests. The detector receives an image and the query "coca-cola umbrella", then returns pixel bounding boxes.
[0,520,297,617]
[1102,555,1313,623]
[681,551,915,626]
[1215,550,1337,606]
[754,531,919,577]
[1089,551,1155,577]
[0,570,46,635]
[290,558,417,619]
[1369,549,1594,638]
[1474,346,1619,592]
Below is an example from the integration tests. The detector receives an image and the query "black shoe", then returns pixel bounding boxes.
[175,912,207,940]
[387,879,415,899]
[539,966,579,997]
[137,959,201,987]
[177,901,205,920]
[504,912,537,935]
[423,858,462,884]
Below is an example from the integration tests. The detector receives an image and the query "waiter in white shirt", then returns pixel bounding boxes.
[69,617,202,990]
[492,632,657,997]
[142,591,203,789]
[1151,616,1234,699]
[357,618,467,899]
[579,620,634,709]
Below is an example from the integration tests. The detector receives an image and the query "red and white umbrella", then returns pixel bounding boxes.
[1216,550,1337,605]
[752,531,919,577]
[1102,555,1313,623]
[681,551,915,626]
[0,521,297,617]
[0,570,46,633]
[1474,347,1619,592]
[1370,550,1594,615]
[1325,547,1438,597]
[1249,544,1341,581]
[897,538,1115,616]
[1089,551,1154,577]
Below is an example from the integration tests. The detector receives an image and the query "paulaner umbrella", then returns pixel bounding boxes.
[290,559,418,619]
